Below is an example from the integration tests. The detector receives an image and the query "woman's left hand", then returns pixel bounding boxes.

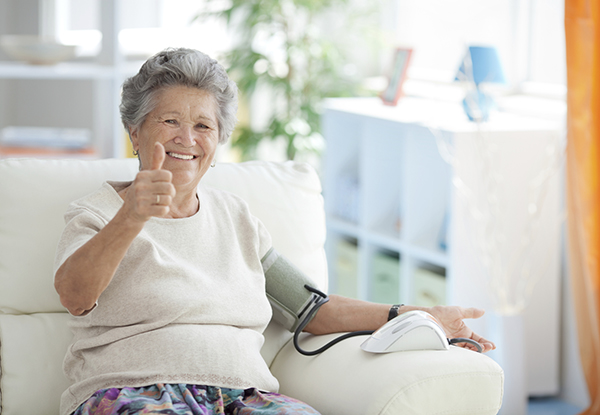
[427,305,496,353]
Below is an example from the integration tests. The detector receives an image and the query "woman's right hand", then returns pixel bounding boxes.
[121,142,176,223]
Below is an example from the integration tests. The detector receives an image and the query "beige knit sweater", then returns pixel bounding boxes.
[54,181,278,415]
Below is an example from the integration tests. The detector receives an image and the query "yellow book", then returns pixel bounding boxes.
[335,239,358,299]
[414,267,446,307]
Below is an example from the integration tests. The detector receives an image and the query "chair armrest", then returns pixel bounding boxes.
[270,333,503,415]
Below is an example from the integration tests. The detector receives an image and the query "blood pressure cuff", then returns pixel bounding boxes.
[262,247,323,332]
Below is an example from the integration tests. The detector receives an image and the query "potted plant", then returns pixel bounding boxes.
[196,0,374,161]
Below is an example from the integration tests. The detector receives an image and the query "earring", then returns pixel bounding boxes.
[133,149,139,156]
[211,160,216,168]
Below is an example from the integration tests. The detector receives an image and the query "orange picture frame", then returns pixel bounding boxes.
[380,48,413,106]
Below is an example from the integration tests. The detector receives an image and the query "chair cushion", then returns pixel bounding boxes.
[0,158,140,314]
[0,313,73,415]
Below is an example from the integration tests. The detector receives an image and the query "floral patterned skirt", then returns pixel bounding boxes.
[73,383,321,415]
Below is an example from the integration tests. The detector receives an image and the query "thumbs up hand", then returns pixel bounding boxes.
[122,142,176,223]
[151,141,166,171]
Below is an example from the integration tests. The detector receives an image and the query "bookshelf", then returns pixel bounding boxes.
[323,97,452,305]
[322,96,563,396]
[0,0,139,158]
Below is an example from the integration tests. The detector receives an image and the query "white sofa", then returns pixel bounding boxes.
[0,158,503,415]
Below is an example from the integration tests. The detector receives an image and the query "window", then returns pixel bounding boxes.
[56,0,230,60]
[388,0,565,89]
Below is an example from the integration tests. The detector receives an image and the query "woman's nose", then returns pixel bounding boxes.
[174,125,195,146]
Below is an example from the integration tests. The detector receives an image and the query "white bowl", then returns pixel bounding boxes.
[0,35,76,65]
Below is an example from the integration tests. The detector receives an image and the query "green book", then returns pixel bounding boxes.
[370,251,400,304]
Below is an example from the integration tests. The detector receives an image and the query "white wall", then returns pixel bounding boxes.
[529,0,566,84]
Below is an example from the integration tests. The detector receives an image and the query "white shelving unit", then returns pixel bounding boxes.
[0,0,139,158]
[323,97,454,304]
[322,96,563,397]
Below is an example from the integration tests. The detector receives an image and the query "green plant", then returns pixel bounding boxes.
[196,0,373,160]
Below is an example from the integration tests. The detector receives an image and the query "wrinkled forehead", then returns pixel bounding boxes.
[147,86,219,123]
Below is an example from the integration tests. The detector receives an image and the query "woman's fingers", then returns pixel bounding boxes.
[457,307,485,319]
[471,332,496,352]
[151,181,176,199]
[428,305,496,353]
[124,166,175,221]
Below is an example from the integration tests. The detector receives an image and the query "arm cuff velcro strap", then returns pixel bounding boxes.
[262,248,322,332]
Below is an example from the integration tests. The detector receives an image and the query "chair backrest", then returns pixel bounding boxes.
[0,158,327,415]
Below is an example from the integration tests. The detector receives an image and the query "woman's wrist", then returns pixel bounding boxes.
[390,304,431,318]
[387,304,403,321]
[115,202,150,230]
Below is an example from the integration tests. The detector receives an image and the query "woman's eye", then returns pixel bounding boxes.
[196,123,209,129]
[165,119,177,125]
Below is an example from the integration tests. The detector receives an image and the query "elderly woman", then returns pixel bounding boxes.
[54,48,495,415]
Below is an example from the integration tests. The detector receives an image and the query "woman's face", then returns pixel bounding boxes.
[130,85,220,192]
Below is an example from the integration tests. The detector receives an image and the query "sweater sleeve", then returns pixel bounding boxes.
[254,215,273,261]
[53,206,107,278]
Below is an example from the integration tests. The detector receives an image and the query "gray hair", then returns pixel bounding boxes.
[120,48,238,144]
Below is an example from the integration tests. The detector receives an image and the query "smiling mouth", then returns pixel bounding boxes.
[167,152,197,160]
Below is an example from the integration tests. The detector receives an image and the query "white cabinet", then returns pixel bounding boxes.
[322,96,563,396]
[0,0,138,158]
[323,98,450,304]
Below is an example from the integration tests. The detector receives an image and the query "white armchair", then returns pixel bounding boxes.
[0,158,503,415]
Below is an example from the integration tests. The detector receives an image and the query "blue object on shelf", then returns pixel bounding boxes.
[455,46,506,122]
[456,46,506,85]
[462,89,496,122]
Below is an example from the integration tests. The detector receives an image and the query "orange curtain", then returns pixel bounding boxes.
[565,0,600,413]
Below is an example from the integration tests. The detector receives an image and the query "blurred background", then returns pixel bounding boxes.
[0,0,566,162]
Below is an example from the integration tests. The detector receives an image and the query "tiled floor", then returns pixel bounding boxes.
[528,398,583,415]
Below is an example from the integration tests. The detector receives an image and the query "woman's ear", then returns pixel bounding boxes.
[129,127,139,153]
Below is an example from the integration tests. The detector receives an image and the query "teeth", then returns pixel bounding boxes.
[168,152,194,160]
